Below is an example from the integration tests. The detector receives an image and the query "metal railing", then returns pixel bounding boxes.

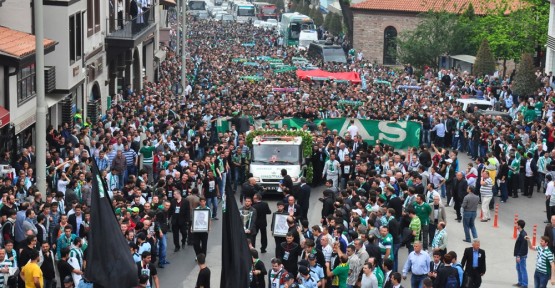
[106,7,155,39]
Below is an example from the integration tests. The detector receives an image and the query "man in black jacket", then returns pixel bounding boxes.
[297,178,311,221]
[320,190,334,226]
[170,191,191,252]
[514,219,529,288]
[461,239,486,287]
[453,172,468,222]
[252,193,271,253]
[281,169,293,192]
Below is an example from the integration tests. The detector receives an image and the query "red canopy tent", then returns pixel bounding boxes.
[296,69,361,83]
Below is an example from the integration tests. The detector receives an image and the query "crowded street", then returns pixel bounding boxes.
[1,0,555,286]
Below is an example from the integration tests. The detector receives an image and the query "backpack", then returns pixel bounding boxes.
[445,266,460,288]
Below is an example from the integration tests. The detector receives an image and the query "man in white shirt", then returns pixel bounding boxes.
[347,120,359,137]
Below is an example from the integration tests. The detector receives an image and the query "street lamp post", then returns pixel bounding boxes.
[181,1,187,97]
[34,0,47,198]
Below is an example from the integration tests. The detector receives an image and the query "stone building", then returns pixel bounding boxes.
[351,0,491,65]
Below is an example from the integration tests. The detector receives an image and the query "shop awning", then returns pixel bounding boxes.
[160,0,176,6]
[0,106,9,129]
[46,92,70,108]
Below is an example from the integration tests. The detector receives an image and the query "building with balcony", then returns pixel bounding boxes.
[0,0,58,153]
[0,0,166,155]
[105,0,164,101]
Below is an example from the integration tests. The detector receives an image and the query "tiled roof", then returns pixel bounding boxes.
[351,0,521,15]
[0,26,57,58]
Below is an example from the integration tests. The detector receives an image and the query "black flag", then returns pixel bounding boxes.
[221,194,251,287]
[85,161,138,288]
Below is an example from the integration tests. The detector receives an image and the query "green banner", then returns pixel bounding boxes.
[216,117,421,149]
[282,118,421,149]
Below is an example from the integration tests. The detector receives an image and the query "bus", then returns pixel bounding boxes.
[233,2,256,23]
[279,13,316,46]
[187,0,207,15]
[254,2,278,20]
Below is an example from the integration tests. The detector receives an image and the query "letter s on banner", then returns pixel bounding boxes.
[378,121,407,143]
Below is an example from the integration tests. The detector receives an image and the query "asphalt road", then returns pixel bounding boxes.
[157,150,555,287]
[161,0,550,285]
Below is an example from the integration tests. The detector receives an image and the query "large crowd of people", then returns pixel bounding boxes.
[3,7,555,288]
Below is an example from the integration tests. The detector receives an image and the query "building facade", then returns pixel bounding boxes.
[351,0,489,66]
[0,0,165,155]
[546,0,555,73]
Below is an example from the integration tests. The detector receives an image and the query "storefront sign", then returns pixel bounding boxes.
[15,113,36,134]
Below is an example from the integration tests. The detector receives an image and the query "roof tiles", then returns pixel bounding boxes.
[0,26,57,58]
[351,0,521,15]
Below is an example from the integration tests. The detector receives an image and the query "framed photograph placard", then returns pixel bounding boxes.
[192,209,210,233]
[272,213,289,237]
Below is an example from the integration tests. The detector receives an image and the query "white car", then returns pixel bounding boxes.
[220,14,234,22]
[214,11,227,20]
[253,20,263,28]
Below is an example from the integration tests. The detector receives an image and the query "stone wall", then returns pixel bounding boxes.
[352,10,421,65]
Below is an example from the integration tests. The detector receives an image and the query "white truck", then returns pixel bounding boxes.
[250,135,306,193]
[298,29,319,51]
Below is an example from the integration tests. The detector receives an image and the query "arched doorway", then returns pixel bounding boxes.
[90,81,101,101]
[132,47,141,90]
[383,26,397,65]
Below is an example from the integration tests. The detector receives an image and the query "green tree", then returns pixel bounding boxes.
[473,39,496,76]
[512,53,539,97]
[300,3,310,15]
[337,0,354,45]
[329,13,343,35]
[312,8,324,26]
[323,12,332,30]
[396,12,468,68]
[471,0,548,77]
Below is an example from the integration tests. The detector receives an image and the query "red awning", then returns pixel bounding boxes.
[296,69,361,83]
[0,106,8,129]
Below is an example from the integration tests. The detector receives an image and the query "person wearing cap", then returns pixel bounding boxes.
[298,265,318,288]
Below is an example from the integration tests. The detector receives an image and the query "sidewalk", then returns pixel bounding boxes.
[437,194,547,287]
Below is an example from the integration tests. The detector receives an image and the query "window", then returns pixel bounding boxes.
[17,63,36,105]
[70,12,83,64]
[87,0,100,36]
[383,26,397,65]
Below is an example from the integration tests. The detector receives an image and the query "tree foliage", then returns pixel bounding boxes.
[312,8,324,26]
[473,39,496,76]
[337,0,353,45]
[394,0,548,69]
[512,53,539,97]
[396,11,474,68]
[329,13,343,36]
[323,12,332,30]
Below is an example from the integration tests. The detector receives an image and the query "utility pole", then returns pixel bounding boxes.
[34,0,47,198]
[176,0,180,56]
[181,0,187,96]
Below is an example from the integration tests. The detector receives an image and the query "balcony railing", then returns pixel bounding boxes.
[106,7,155,39]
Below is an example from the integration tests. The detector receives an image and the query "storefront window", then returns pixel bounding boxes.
[17,63,36,106]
